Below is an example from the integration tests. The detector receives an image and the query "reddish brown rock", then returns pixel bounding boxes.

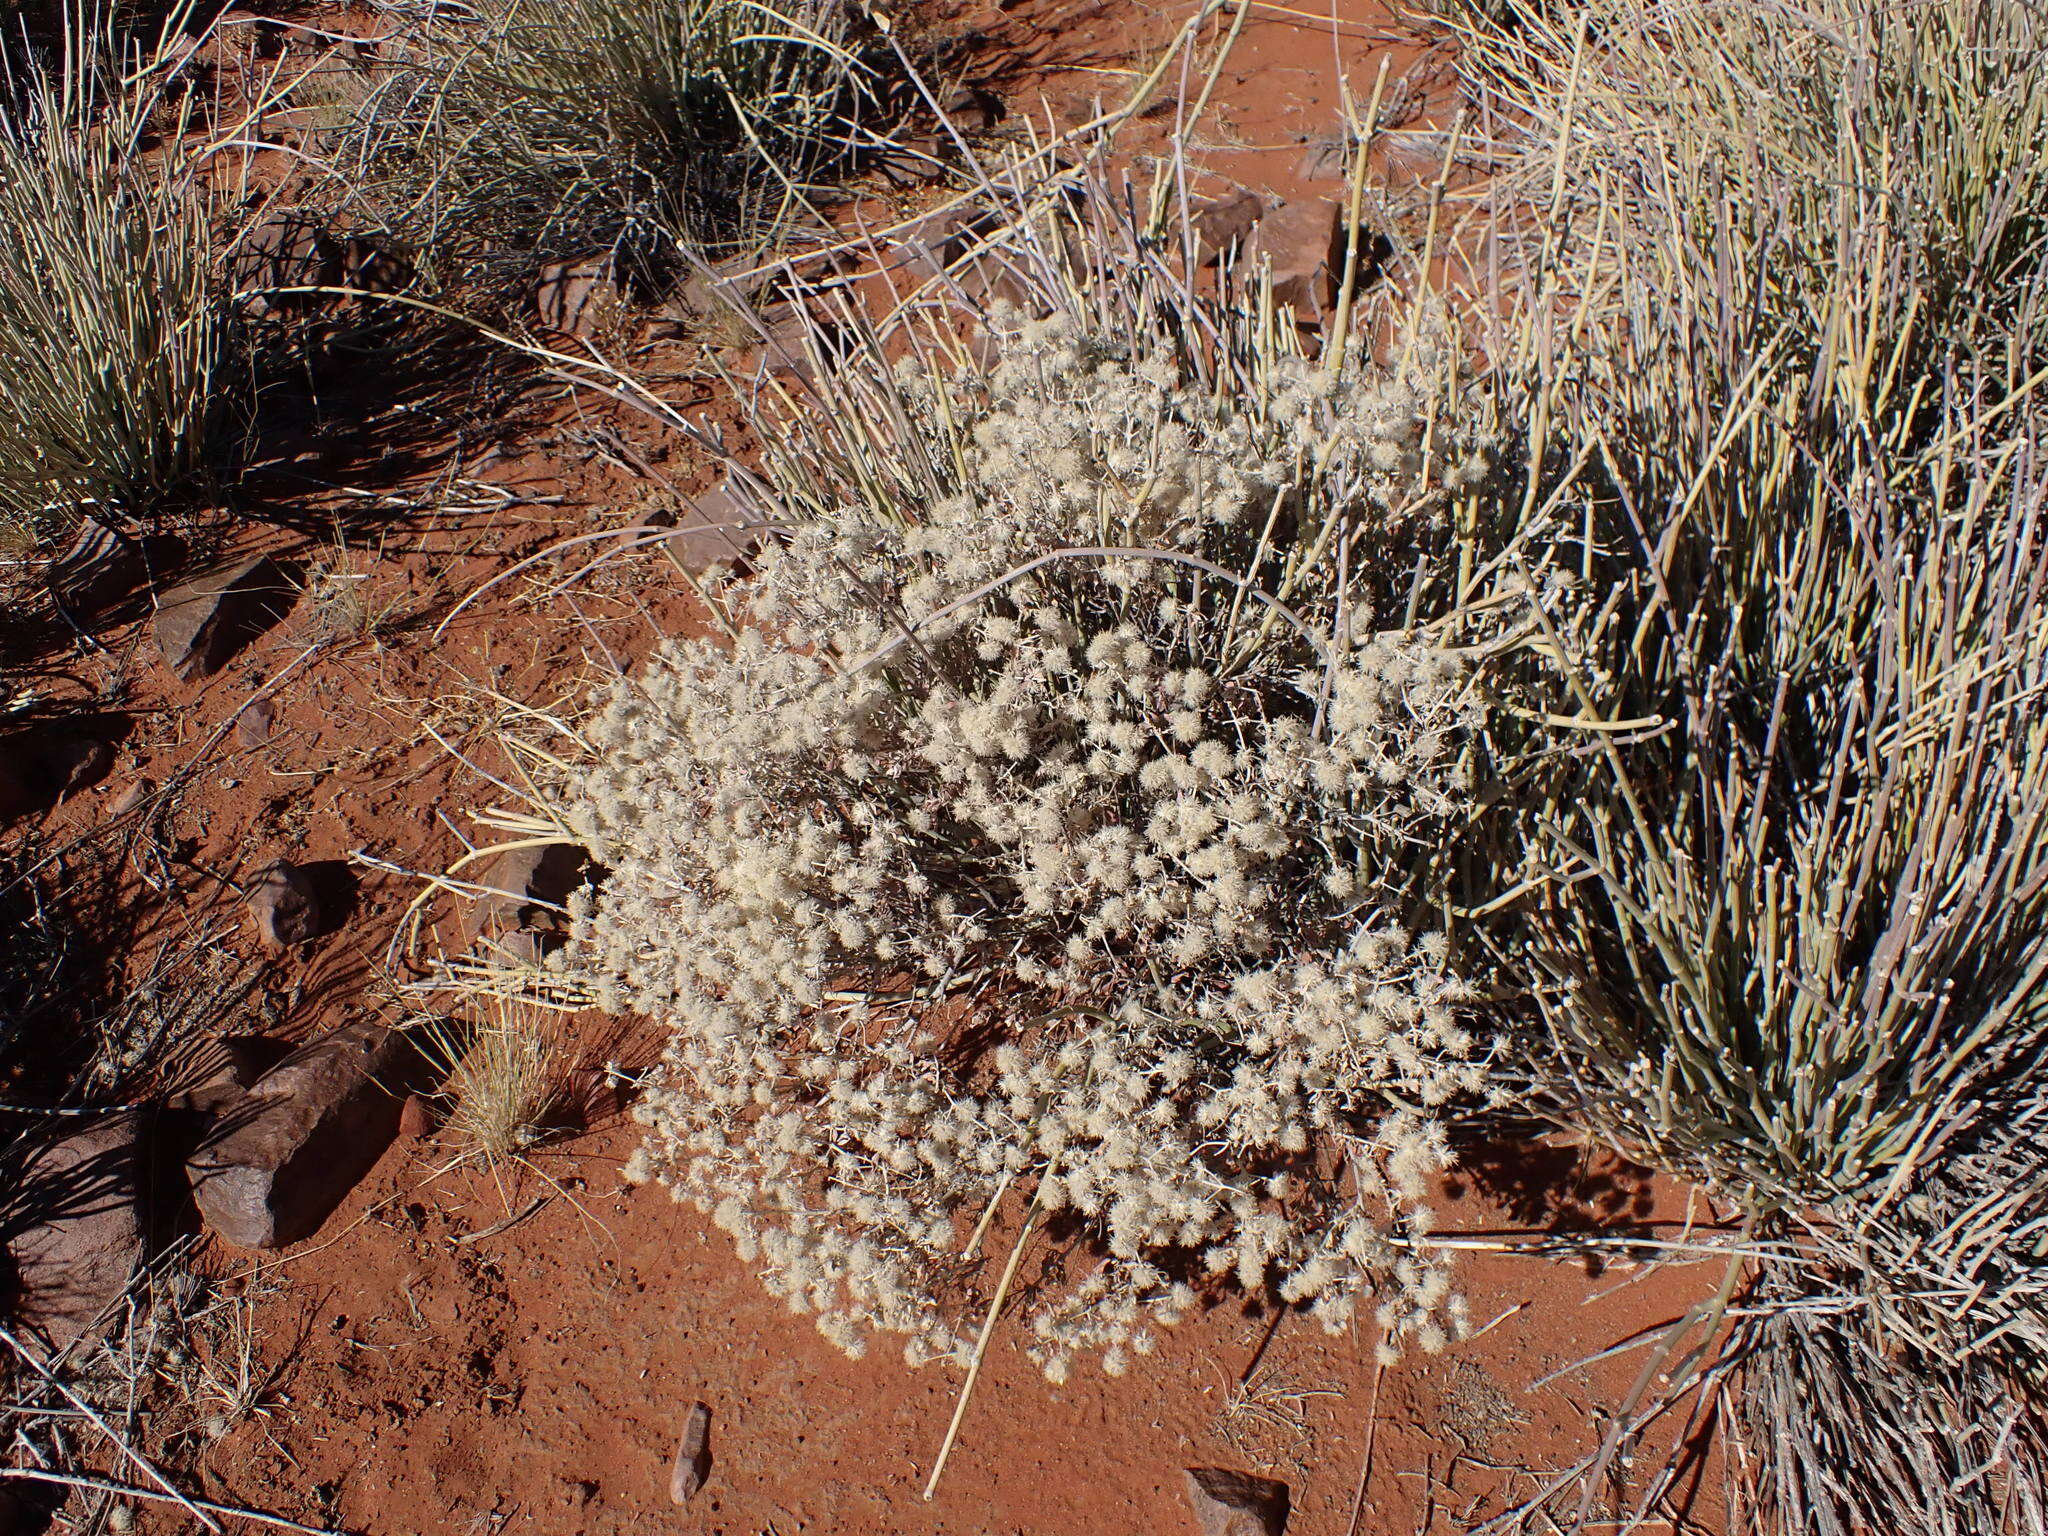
[669,1401,712,1503]
[229,212,343,318]
[155,555,295,681]
[187,1021,410,1248]
[108,776,152,817]
[248,860,322,948]
[649,479,759,573]
[235,696,274,747]
[1184,1467,1289,1536]
[397,1092,435,1140]
[940,84,1005,132]
[466,841,588,952]
[1191,190,1266,263]
[1245,198,1343,314]
[9,1114,144,1347]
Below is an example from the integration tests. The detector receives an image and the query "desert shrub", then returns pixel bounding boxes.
[336,0,885,290]
[1443,0,2048,1527]
[459,174,1534,1376]
[0,27,227,545]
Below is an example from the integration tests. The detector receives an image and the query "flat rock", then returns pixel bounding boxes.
[248,860,322,948]
[108,776,151,816]
[669,258,774,323]
[187,1020,410,1248]
[537,255,619,337]
[1184,1467,1290,1536]
[669,1401,712,1503]
[235,696,274,747]
[650,479,759,573]
[9,1114,144,1347]
[1191,190,1266,264]
[155,555,295,682]
[229,212,343,318]
[1245,198,1342,315]
[1243,200,1394,319]
[941,84,1005,131]
[466,842,588,952]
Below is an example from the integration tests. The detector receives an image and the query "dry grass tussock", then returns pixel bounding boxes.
[329,0,896,292]
[1439,0,2048,1528]
[408,995,577,1164]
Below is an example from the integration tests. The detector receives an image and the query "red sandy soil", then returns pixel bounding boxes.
[2,2,1733,1533]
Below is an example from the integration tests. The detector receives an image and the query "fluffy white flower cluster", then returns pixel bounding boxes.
[576,314,1491,1376]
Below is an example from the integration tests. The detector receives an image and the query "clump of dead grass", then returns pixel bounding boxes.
[331,0,894,295]
[409,995,574,1163]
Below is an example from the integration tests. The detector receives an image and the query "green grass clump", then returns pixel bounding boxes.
[338,0,886,291]
[0,37,226,547]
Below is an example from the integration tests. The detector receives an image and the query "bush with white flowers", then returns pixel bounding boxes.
[569,311,1493,1377]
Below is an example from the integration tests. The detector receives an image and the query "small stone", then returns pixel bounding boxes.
[669,258,772,321]
[940,84,1005,132]
[397,1092,435,1140]
[894,207,1006,284]
[1190,190,1266,264]
[229,213,343,318]
[1245,198,1342,314]
[108,777,151,817]
[650,479,758,573]
[188,1020,411,1248]
[873,133,945,186]
[1184,1467,1290,1536]
[466,842,589,951]
[155,555,296,682]
[537,255,620,337]
[669,1401,712,1504]
[236,697,274,747]
[9,1114,144,1348]
[248,860,322,948]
